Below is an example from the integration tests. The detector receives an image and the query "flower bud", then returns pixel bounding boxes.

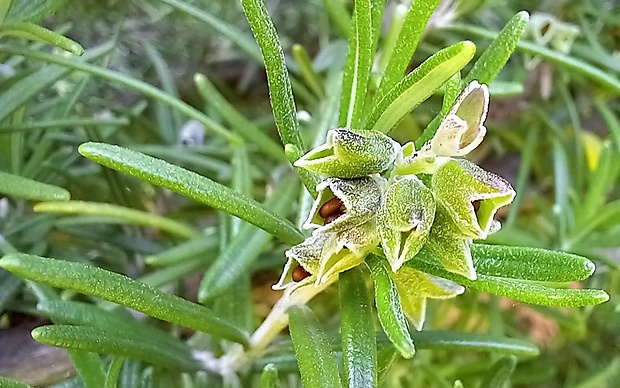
[378,176,436,272]
[429,81,489,157]
[392,266,464,330]
[432,159,515,239]
[294,128,400,178]
[304,177,384,234]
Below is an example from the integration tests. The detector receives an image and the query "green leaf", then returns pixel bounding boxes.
[479,355,517,388]
[0,253,249,345]
[321,0,350,38]
[292,44,324,98]
[37,300,193,356]
[32,325,201,372]
[288,304,343,388]
[339,0,373,128]
[34,201,199,239]
[0,268,21,313]
[78,142,304,245]
[408,252,609,307]
[240,0,304,158]
[259,364,281,388]
[0,0,15,23]
[198,176,299,301]
[367,255,415,359]
[463,11,529,85]
[0,117,130,133]
[471,244,595,282]
[340,267,377,388]
[0,45,240,143]
[159,0,262,63]
[194,73,286,161]
[5,0,67,22]
[0,376,31,388]
[0,22,83,54]
[254,330,539,373]
[105,357,125,388]
[0,42,111,124]
[367,41,476,134]
[145,231,218,266]
[375,0,441,100]
[0,170,70,201]
[23,282,106,388]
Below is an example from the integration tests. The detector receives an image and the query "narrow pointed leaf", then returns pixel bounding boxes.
[0,43,111,123]
[0,171,69,201]
[240,0,302,154]
[480,355,517,388]
[194,73,285,161]
[259,364,280,388]
[407,252,609,307]
[145,232,218,266]
[160,0,261,62]
[37,300,193,357]
[339,0,373,128]
[0,46,240,143]
[471,244,595,282]
[376,0,441,99]
[0,22,83,54]
[0,253,249,345]
[288,305,342,388]
[78,142,304,245]
[340,268,377,388]
[0,268,22,313]
[254,330,538,373]
[34,201,198,239]
[105,357,125,388]
[367,41,476,134]
[367,256,415,358]
[199,176,299,301]
[463,11,529,85]
[5,0,67,22]
[32,325,201,372]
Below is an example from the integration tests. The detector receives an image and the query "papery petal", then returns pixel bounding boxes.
[430,81,489,157]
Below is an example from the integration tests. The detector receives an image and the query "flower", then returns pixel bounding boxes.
[432,159,515,239]
[294,128,400,178]
[303,176,384,234]
[378,175,436,272]
[429,81,489,157]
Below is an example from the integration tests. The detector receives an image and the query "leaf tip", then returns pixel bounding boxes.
[0,254,19,271]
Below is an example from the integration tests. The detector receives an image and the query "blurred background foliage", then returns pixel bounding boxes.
[0,0,619,386]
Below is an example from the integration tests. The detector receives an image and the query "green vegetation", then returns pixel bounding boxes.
[0,0,619,387]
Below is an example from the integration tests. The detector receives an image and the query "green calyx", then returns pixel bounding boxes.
[295,128,400,178]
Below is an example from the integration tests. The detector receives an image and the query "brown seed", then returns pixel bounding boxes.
[472,200,482,213]
[323,213,342,225]
[292,266,311,282]
[318,197,345,218]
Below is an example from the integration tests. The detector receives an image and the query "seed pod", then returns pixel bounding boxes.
[294,128,400,178]
[304,176,384,234]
